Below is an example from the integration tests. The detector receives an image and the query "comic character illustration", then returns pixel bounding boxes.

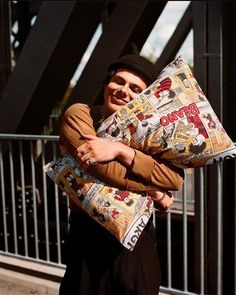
[159,136,168,149]
[188,134,207,154]
[174,141,187,153]
[108,188,113,194]
[64,171,85,201]
[173,122,192,154]
[194,81,205,101]
[114,190,134,206]
[187,115,209,139]
[158,129,170,149]
[150,77,176,108]
[105,118,120,137]
[126,120,138,135]
[120,114,138,136]
[97,196,111,208]
[172,56,183,68]
[144,88,151,96]
[187,115,209,154]
[177,73,190,88]
[174,121,192,140]
[134,109,153,127]
[158,89,175,101]
[106,208,120,219]
[154,77,172,99]
[91,208,106,223]
[131,104,161,146]
[127,103,135,109]
[118,108,129,123]
[203,113,216,128]
[103,201,111,207]
[146,127,154,138]
[144,196,153,214]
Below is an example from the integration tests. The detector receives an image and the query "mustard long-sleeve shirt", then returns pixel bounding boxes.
[59,103,184,202]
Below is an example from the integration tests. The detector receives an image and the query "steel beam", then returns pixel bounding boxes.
[192,3,208,293]
[193,2,224,295]
[0,1,104,134]
[221,3,236,295]
[0,2,12,97]
[65,1,166,107]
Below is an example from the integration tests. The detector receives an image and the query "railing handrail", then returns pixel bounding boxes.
[0,134,59,141]
[1,134,235,145]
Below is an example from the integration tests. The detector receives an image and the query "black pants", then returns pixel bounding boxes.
[59,212,160,295]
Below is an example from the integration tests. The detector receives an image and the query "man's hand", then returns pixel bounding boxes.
[76,134,135,170]
[152,190,174,212]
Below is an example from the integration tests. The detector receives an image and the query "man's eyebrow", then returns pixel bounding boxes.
[113,74,124,80]
[113,74,144,89]
[130,83,143,89]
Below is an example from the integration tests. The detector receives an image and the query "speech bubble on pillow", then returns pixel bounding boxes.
[97,56,236,168]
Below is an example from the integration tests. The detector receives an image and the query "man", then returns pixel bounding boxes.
[59,54,184,295]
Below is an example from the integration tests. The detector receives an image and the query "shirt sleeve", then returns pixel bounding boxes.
[59,103,184,192]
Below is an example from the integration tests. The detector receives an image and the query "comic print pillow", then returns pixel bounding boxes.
[97,56,236,168]
[44,153,153,251]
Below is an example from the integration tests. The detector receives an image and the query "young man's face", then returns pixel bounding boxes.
[103,68,147,118]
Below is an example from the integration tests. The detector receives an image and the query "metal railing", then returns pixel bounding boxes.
[0,134,226,294]
[0,134,69,268]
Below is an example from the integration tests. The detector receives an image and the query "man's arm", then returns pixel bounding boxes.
[59,103,184,192]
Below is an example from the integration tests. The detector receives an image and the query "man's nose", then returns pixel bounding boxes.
[117,85,129,97]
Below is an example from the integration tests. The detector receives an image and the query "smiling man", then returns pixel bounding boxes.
[59,53,184,295]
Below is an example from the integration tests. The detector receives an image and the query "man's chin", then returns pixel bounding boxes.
[105,105,122,117]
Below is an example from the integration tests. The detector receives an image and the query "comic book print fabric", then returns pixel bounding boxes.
[44,155,153,251]
[97,56,236,168]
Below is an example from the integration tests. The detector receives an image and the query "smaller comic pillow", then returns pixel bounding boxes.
[97,56,236,168]
[44,154,153,251]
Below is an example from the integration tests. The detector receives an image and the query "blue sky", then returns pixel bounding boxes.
[141,1,192,63]
[70,1,193,85]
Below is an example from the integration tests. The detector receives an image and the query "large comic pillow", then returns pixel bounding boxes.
[44,154,153,251]
[97,56,236,168]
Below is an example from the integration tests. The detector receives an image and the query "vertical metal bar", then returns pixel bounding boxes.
[199,167,205,294]
[183,181,188,291]
[216,163,223,295]
[9,141,18,254]
[52,141,61,264]
[235,158,236,295]
[19,140,28,256]
[30,140,39,259]
[0,141,8,251]
[167,211,172,287]
[152,208,156,229]
[207,3,223,294]
[193,2,224,294]
[0,1,12,95]
[41,142,50,261]
[67,197,70,221]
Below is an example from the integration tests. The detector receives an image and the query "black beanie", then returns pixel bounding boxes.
[108,54,159,86]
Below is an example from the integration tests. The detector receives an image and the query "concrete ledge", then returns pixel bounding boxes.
[0,268,167,295]
[0,255,169,294]
[0,254,65,282]
[0,267,60,295]
[0,254,65,294]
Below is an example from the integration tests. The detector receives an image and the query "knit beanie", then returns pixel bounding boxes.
[108,54,159,86]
